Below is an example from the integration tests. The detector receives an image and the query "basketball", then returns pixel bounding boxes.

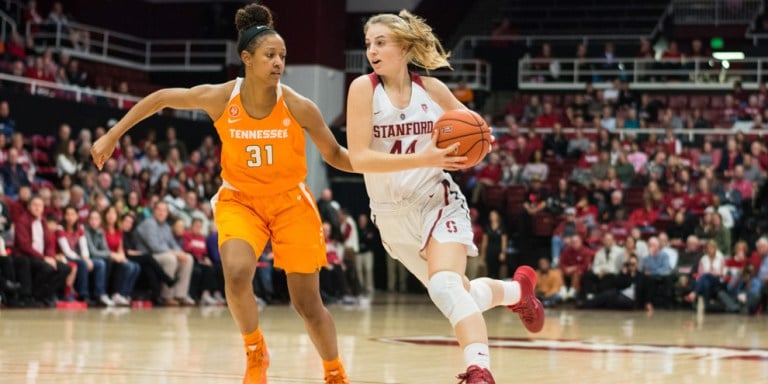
[433,109,492,168]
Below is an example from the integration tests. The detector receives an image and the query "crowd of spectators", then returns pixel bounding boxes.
[0,107,385,308]
[1,1,136,108]
[452,77,768,315]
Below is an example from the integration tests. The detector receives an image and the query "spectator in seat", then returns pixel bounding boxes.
[451,80,474,109]
[629,198,659,232]
[640,237,672,312]
[500,154,521,186]
[511,136,532,166]
[520,175,548,239]
[535,102,558,129]
[571,142,599,185]
[677,235,702,292]
[559,235,594,300]
[13,196,71,306]
[356,213,376,292]
[1,147,31,199]
[664,180,690,219]
[599,106,616,132]
[661,41,683,81]
[751,141,768,172]
[0,101,16,138]
[320,222,352,303]
[55,139,79,177]
[521,149,548,185]
[158,126,189,162]
[627,141,648,175]
[543,122,568,159]
[731,165,754,202]
[5,32,26,62]
[480,210,507,279]
[614,152,635,187]
[727,263,762,315]
[566,122,589,158]
[690,178,714,215]
[338,208,360,296]
[688,108,710,129]
[57,206,112,306]
[710,212,730,256]
[135,201,195,306]
[547,178,575,217]
[688,240,734,312]
[85,209,138,306]
[741,154,764,184]
[523,95,543,124]
[119,212,172,304]
[183,218,224,305]
[536,257,563,307]
[606,208,633,244]
[718,139,743,177]
[580,255,641,310]
[550,207,587,267]
[470,152,501,204]
[658,232,679,270]
[624,228,648,262]
[581,233,625,300]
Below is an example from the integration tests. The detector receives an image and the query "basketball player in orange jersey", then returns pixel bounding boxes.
[346,11,545,383]
[91,4,352,384]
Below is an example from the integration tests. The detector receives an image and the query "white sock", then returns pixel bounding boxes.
[463,343,491,369]
[501,280,521,306]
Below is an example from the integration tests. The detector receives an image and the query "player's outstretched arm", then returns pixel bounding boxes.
[346,75,466,173]
[91,83,229,170]
[283,86,354,173]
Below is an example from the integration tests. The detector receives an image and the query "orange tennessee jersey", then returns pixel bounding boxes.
[213,78,308,196]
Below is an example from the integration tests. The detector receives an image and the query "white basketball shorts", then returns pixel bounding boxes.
[370,177,478,286]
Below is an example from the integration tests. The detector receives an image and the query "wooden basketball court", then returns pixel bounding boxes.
[1,294,767,383]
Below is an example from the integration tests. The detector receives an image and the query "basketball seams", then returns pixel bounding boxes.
[433,109,491,168]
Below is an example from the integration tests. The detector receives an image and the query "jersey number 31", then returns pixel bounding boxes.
[245,144,274,167]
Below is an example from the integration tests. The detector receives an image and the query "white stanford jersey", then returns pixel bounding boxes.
[364,72,446,203]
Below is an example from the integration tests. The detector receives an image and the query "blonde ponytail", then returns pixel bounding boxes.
[365,10,451,71]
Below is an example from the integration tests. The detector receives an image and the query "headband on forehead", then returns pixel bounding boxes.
[237,25,273,53]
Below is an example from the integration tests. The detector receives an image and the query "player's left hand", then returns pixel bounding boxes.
[91,132,118,170]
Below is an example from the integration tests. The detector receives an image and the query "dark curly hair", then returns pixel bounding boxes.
[235,3,278,53]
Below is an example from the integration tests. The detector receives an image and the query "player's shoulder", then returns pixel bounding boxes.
[418,75,451,94]
[281,84,320,121]
[192,81,235,102]
[349,74,378,94]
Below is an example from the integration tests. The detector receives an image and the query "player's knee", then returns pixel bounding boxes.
[469,279,494,312]
[222,264,252,289]
[427,271,480,326]
[291,296,325,322]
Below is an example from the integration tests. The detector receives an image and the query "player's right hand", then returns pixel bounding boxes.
[90,133,118,170]
[422,132,468,171]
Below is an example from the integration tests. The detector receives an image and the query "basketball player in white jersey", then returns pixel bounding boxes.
[346,10,545,384]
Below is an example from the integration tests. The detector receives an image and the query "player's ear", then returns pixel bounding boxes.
[240,50,252,67]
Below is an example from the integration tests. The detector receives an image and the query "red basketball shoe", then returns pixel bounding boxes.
[508,265,545,333]
[456,365,495,384]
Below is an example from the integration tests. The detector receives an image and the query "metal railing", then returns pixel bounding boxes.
[0,73,208,121]
[518,56,768,90]
[493,127,766,142]
[344,50,492,91]
[26,21,235,72]
[672,0,763,25]
[0,9,16,43]
[451,34,649,60]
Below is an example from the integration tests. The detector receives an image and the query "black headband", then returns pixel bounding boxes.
[237,25,273,52]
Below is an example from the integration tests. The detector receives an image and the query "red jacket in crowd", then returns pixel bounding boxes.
[14,210,56,259]
[559,245,595,274]
[628,206,659,228]
[182,232,208,261]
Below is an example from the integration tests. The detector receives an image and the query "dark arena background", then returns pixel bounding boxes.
[0,0,767,383]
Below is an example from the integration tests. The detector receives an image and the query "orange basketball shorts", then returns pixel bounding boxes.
[211,182,327,273]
